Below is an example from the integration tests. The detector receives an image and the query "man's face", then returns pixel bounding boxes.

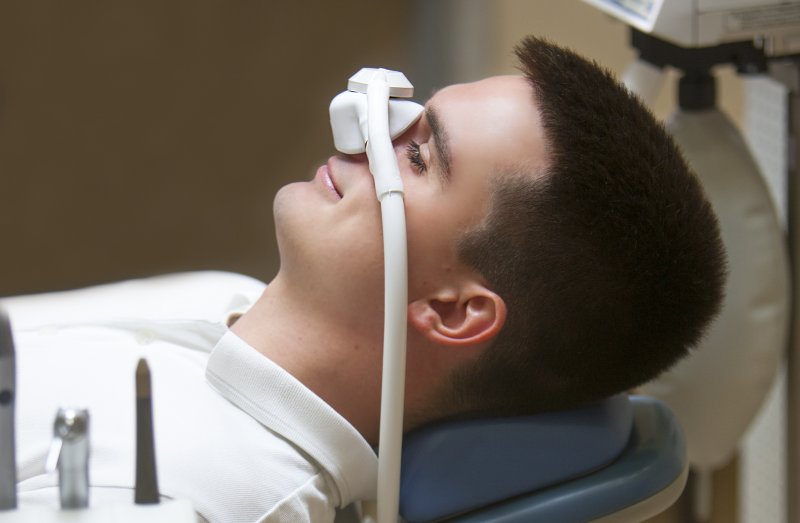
[272,75,547,332]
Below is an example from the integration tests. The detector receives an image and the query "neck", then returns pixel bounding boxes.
[231,274,384,445]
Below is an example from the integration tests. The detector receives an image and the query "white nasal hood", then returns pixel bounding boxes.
[329,68,424,155]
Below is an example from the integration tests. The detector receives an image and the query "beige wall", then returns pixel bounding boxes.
[0,1,411,296]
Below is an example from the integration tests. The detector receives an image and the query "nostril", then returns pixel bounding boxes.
[341,152,368,163]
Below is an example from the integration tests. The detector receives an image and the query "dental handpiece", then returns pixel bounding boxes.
[0,308,16,510]
[48,407,90,509]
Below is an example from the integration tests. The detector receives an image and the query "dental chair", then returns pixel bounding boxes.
[398,394,686,523]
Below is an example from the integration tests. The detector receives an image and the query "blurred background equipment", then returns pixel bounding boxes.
[582,2,800,522]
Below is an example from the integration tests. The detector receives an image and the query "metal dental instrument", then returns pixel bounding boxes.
[330,68,423,523]
[0,308,17,510]
[135,358,160,504]
[46,407,91,509]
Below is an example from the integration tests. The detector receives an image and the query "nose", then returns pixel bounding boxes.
[337,125,414,166]
[339,151,368,162]
[336,137,411,183]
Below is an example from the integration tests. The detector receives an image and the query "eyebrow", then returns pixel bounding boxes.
[425,106,452,184]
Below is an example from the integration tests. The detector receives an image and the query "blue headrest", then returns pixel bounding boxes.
[399,394,633,523]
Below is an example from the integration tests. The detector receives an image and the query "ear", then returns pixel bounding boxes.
[408,284,507,347]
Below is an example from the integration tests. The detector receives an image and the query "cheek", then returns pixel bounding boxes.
[324,216,386,313]
[405,206,461,292]
[403,186,491,293]
[335,215,384,269]
[317,201,384,271]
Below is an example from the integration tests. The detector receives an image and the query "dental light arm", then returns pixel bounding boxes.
[329,68,423,523]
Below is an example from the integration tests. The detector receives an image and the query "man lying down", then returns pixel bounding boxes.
[6,37,726,522]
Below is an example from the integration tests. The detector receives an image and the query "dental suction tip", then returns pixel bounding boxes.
[136,358,151,398]
[135,358,160,504]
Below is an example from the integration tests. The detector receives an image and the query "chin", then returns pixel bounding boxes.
[272,183,310,255]
[273,182,302,219]
[274,181,319,228]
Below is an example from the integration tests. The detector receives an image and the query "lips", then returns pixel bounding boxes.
[325,169,342,199]
[316,162,342,199]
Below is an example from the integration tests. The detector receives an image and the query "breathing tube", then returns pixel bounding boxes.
[329,68,423,522]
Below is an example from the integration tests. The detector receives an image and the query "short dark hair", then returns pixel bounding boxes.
[444,37,727,417]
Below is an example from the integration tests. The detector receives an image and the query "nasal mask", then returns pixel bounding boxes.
[329,68,424,197]
[328,68,422,523]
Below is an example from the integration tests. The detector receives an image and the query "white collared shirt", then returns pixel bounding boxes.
[5,272,377,522]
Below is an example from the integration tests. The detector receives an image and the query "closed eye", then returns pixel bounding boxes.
[406,140,427,174]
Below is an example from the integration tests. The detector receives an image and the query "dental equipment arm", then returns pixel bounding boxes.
[330,68,423,523]
[0,309,16,511]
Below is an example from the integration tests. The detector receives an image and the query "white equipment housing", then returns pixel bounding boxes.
[584,0,800,51]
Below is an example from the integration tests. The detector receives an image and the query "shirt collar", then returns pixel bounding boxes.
[205,330,378,506]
